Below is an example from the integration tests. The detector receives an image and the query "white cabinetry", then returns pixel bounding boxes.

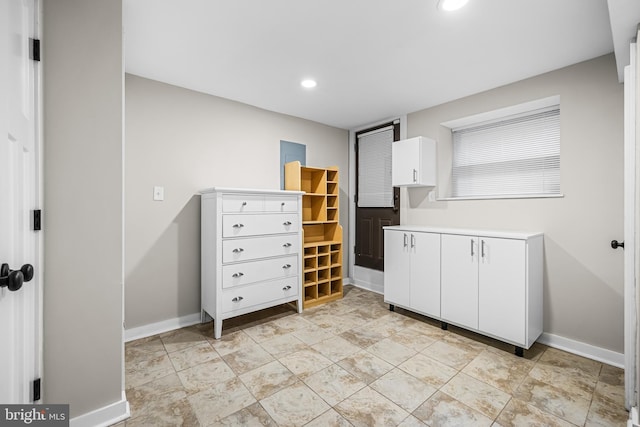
[201,187,304,339]
[392,136,436,187]
[384,226,543,355]
[384,230,440,318]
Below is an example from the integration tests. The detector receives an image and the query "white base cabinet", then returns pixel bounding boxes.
[201,187,304,339]
[385,226,543,355]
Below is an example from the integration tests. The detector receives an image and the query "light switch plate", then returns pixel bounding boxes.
[153,186,164,201]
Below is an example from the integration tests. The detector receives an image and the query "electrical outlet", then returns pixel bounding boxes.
[153,186,164,201]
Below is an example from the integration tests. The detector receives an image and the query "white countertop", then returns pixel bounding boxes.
[384,225,543,240]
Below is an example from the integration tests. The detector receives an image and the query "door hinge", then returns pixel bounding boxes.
[30,38,40,62]
[33,209,41,231]
[33,378,41,401]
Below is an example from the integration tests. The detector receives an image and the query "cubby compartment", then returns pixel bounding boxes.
[318,254,330,269]
[326,208,338,222]
[305,286,318,302]
[304,257,317,271]
[302,195,327,222]
[317,268,330,283]
[331,278,342,295]
[318,282,331,298]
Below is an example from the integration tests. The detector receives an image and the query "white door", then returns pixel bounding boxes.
[411,232,441,318]
[0,0,41,403]
[441,234,479,329]
[478,237,526,345]
[383,230,411,308]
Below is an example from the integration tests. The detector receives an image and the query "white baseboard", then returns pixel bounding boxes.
[352,280,383,295]
[538,332,624,368]
[125,313,202,342]
[70,391,129,427]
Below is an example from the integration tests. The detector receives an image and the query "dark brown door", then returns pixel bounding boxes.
[355,122,400,271]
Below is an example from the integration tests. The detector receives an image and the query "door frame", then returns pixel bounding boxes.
[348,116,407,293]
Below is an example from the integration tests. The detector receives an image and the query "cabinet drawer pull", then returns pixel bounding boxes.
[282,243,292,248]
[283,221,292,226]
[242,201,247,206]
[282,285,292,291]
[232,248,244,253]
[232,272,244,278]
[470,239,475,257]
[232,223,245,228]
[281,202,286,206]
[232,296,243,302]
[282,264,292,269]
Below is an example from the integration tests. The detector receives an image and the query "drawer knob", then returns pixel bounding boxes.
[242,202,247,206]
[232,272,244,278]
[283,221,292,226]
[232,248,244,253]
[283,243,292,248]
[281,202,285,206]
[282,264,292,269]
[232,296,243,302]
[232,223,245,228]
[282,285,292,291]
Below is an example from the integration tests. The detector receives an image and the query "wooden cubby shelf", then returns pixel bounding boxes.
[285,161,343,309]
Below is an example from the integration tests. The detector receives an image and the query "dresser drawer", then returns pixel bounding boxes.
[222,235,300,263]
[222,194,264,212]
[222,255,298,289]
[264,196,298,213]
[222,213,299,237]
[221,277,299,314]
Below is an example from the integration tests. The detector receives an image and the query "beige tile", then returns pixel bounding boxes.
[398,353,457,388]
[370,368,436,412]
[513,376,591,426]
[397,415,428,427]
[527,361,598,401]
[367,338,417,366]
[586,388,629,427]
[311,336,361,362]
[440,372,510,419]
[337,350,394,384]
[423,339,484,370]
[406,320,447,340]
[303,364,367,406]
[125,352,175,389]
[243,321,292,342]
[238,360,297,400]
[260,381,330,426]
[215,401,277,426]
[271,313,313,331]
[168,341,219,372]
[221,341,274,375]
[340,327,388,348]
[413,391,493,427]
[258,333,308,358]
[598,364,624,387]
[161,328,209,353]
[537,347,602,378]
[462,349,534,393]
[304,409,353,427]
[335,386,410,426]
[208,330,255,356]
[125,397,199,427]
[388,328,437,352]
[278,348,333,377]
[188,376,256,425]
[495,397,575,427]
[127,373,187,420]
[125,335,166,365]
[292,325,335,345]
[177,357,236,394]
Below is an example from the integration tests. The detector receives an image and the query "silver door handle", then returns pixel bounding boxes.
[470,239,475,257]
[410,234,416,248]
[232,223,244,228]
[282,264,292,269]
[232,272,244,278]
[413,169,417,183]
[283,221,292,226]
[403,233,408,247]
[282,243,292,247]
[481,240,486,258]
[232,248,244,253]
[282,285,292,291]
[232,296,243,302]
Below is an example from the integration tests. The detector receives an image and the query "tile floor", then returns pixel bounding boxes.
[119,286,628,426]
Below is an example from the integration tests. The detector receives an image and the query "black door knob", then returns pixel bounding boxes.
[0,263,34,292]
[611,240,625,250]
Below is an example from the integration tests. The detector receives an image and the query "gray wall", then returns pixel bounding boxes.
[125,74,349,329]
[404,54,624,353]
[43,0,124,417]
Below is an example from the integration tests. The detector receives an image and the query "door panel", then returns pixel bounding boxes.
[383,230,410,307]
[441,234,478,329]
[411,232,441,318]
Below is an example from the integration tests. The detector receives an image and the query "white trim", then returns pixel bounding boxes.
[125,313,201,342]
[440,95,561,129]
[351,282,383,295]
[438,194,564,201]
[70,392,129,427]
[538,332,624,368]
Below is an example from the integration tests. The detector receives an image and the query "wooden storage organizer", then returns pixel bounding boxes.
[285,161,343,308]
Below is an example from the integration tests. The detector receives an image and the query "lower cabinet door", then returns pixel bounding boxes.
[441,233,479,330]
[383,230,411,308]
[410,232,441,318]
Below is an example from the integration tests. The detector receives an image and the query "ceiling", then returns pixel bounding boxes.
[124,0,640,130]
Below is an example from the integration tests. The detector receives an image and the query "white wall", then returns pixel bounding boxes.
[124,74,349,330]
[403,54,624,353]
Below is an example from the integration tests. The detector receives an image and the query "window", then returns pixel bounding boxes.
[449,104,560,199]
[357,126,394,207]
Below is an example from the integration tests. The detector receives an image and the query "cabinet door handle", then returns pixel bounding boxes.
[232,223,244,228]
[282,285,292,291]
[232,248,244,253]
[413,169,417,183]
[282,264,292,269]
[481,240,486,259]
[283,221,292,226]
[282,243,292,247]
[232,296,243,302]
[242,201,247,206]
[232,272,244,278]
[410,234,416,248]
[403,233,408,248]
[470,239,475,257]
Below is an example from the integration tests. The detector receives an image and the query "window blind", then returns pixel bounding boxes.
[451,107,560,198]
[358,127,394,207]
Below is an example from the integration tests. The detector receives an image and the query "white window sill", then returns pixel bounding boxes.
[437,194,565,201]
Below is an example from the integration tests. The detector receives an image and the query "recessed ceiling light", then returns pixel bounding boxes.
[301,79,317,89]
[438,0,469,11]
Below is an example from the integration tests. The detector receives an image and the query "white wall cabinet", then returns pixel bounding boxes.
[201,187,304,339]
[392,136,436,187]
[384,230,441,318]
[384,226,543,355]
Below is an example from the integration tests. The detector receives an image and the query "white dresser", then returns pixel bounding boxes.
[201,187,304,339]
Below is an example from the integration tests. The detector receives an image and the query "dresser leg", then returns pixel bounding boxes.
[297,298,303,314]
[214,319,223,340]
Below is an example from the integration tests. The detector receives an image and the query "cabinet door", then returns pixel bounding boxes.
[383,230,411,308]
[441,234,478,329]
[478,237,526,345]
[410,232,441,318]
[392,138,419,186]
